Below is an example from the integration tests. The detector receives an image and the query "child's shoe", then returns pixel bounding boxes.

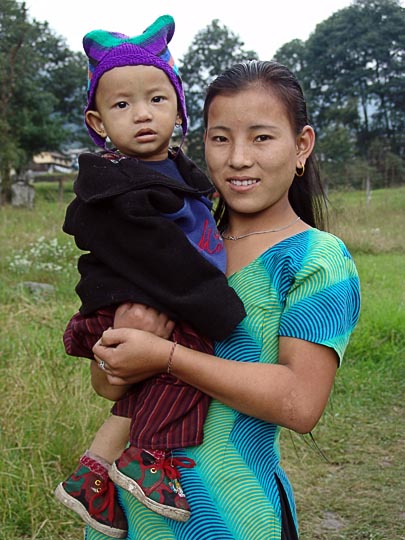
[54,455,127,538]
[109,446,195,522]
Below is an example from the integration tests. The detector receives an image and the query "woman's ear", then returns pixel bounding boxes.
[296,125,315,167]
[85,110,107,138]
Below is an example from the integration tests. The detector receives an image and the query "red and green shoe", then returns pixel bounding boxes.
[54,455,127,538]
[109,446,195,522]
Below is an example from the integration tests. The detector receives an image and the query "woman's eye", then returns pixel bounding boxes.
[256,134,272,142]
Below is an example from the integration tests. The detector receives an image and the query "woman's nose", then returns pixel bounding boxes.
[228,142,253,169]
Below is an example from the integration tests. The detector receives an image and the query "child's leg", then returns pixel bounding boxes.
[108,322,211,523]
[89,415,131,465]
[54,415,130,538]
[109,446,195,523]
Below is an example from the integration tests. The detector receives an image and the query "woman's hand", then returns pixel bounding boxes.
[113,303,175,338]
[93,327,170,386]
[91,304,174,395]
[90,359,132,401]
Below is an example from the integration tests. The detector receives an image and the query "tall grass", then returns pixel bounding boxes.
[0,184,404,539]
[282,186,405,539]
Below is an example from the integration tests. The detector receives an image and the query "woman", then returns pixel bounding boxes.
[86,60,361,540]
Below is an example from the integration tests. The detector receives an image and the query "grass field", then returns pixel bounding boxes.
[0,183,404,539]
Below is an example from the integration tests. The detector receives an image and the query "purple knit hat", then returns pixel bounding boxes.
[83,15,187,148]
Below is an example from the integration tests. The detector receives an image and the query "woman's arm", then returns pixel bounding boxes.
[92,328,338,434]
[171,336,337,434]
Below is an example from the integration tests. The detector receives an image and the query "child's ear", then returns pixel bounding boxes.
[85,110,107,138]
[175,113,182,127]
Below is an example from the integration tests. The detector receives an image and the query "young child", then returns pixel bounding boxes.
[54,15,245,539]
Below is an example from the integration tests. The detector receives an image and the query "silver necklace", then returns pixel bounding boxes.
[221,216,301,241]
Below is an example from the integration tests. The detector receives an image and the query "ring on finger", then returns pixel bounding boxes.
[99,360,106,371]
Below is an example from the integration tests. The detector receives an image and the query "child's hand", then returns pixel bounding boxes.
[113,303,175,339]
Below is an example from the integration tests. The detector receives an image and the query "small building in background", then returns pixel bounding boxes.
[30,151,73,175]
[29,148,92,177]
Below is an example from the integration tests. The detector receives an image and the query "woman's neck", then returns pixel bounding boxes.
[226,204,297,239]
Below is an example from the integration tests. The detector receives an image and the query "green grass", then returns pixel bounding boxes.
[327,186,405,254]
[282,250,405,540]
[0,184,404,539]
[282,187,405,539]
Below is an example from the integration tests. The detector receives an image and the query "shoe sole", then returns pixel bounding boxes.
[54,483,127,538]
[109,463,190,522]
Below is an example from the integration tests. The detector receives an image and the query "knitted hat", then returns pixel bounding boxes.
[83,14,187,148]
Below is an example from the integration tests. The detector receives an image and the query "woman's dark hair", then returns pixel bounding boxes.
[203,60,328,231]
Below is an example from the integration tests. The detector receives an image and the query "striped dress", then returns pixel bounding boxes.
[85,229,361,540]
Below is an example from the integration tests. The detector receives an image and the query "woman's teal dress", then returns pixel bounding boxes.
[85,229,361,540]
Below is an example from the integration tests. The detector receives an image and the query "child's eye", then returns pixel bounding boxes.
[115,101,128,109]
[152,96,166,103]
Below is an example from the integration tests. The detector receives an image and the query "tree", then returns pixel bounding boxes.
[179,20,258,169]
[0,0,87,204]
[275,0,405,189]
[45,50,89,145]
[273,39,309,90]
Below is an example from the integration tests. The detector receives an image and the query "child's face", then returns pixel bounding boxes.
[86,65,181,160]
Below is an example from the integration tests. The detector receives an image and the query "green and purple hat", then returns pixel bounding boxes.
[83,14,187,147]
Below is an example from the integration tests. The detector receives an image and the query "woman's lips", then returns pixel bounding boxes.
[227,178,260,191]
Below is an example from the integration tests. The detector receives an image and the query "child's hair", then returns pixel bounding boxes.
[204,60,328,231]
[82,14,187,148]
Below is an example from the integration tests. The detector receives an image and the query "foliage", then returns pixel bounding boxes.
[0,0,87,204]
[1,0,404,209]
[179,20,258,169]
[45,50,88,139]
[0,185,404,539]
[7,235,77,275]
[275,0,405,191]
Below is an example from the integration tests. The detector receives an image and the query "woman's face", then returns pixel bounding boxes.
[204,84,313,220]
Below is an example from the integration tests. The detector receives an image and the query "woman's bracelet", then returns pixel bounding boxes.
[167,341,177,374]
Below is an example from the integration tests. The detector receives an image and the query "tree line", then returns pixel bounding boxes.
[0,0,403,203]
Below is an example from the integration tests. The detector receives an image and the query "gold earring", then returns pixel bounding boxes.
[295,163,305,177]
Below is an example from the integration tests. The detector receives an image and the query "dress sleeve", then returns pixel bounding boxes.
[279,236,361,364]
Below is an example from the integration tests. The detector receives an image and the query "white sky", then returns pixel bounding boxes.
[25,0,373,62]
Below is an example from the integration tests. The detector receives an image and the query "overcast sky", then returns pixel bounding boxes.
[24,0,379,62]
